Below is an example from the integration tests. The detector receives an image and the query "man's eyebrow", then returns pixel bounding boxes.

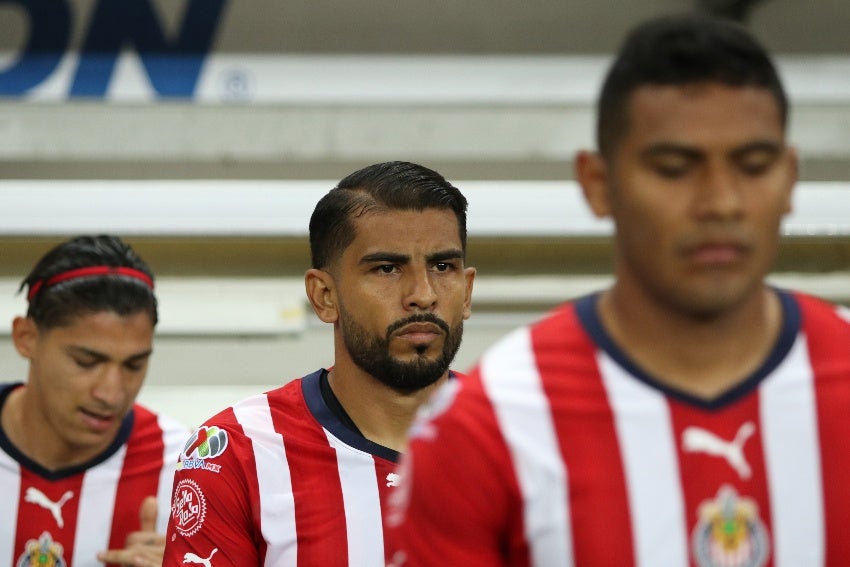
[427,249,464,263]
[640,143,703,160]
[66,345,108,360]
[66,345,153,362]
[641,140,784,161]
[360,252,410,265]
[729,140,783,159]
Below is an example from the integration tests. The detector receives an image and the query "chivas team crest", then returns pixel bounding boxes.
[17,532,67,567]
[692,485,769,567]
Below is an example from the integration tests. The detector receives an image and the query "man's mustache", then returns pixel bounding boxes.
[386,313,450,338]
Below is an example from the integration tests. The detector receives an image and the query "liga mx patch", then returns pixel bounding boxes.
[692,485,769,567]
[171,479,208,538]
[177,425,228,472]
[17,532,67,567]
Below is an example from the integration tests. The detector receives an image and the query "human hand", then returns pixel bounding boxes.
[96,496,164,567]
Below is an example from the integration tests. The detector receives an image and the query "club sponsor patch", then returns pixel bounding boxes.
[17,531,66,567]
[177,425,228,472]
[171,479,208,538]
[692,485,769,567]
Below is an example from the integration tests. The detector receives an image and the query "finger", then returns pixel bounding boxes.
[138,495,158,532]
[125,532,164,547]
[97,549,164,567]
[97,549,133,564]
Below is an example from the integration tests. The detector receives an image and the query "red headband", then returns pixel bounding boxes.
[27,266,154,302]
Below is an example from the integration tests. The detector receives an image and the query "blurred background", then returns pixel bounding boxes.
[1,0,849,427]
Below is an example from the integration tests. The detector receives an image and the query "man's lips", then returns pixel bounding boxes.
[395,322,444,342]
[685,240,750,265]
[79,408,117,432]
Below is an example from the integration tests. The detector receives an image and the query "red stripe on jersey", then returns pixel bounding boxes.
[667,395,773,567]
[15,471,84,565]
[265,384,350,566]
[107,405,167,551]
[393,368,531,566]
[531,305,636,565]
[797,293,850,563]
[224,405,266,563]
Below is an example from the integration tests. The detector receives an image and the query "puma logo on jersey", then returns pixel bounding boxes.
[24,487,74,528]
[183,548,218,567]
[682,422,756,479]
[386,473,401,487]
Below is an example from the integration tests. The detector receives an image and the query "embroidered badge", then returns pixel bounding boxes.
[177,425,228,473]
[171,479,208,538]
[692,485,769,567]
[16,532,67,567]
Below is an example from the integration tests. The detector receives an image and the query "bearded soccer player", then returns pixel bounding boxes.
[162,161,475,566]
[0,235,187,567]
[386,14,850,567]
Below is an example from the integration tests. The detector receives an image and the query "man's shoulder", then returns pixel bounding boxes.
[186,374,318,441]
[790,290,850,330]
[477,300,588,364]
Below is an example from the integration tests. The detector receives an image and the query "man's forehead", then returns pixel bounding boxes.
[623,83,785,143]
[346,209,463,255]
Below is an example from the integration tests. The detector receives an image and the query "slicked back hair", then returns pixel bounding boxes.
[21,234,158,329]
[597,13,788,158]
[309,161,468,269]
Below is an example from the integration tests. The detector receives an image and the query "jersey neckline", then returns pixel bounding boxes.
[574,289,801,410]
[301,369,401,463]
[0,382,135,480]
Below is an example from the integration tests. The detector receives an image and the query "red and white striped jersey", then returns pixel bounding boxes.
[162,369,403,566]
[0,385,187,567]
[385,291,850,567]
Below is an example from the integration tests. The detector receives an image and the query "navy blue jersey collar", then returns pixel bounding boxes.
[575,289,800,410]
[301,369,460,463]
[301,369,401,463]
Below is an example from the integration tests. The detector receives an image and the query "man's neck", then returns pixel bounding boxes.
[326,364,447,452]
[597,284,783,400]
[1,385,104,471]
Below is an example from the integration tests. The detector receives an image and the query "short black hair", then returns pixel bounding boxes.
[597,13,788,158]
[20,234,158,328]
[309,161,468,269]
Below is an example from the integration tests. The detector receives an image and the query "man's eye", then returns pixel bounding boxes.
[378,265,396,274]
[434,263,451,272]
[653,163,690,178]
[75,359,98,369]
[738,158,773,176]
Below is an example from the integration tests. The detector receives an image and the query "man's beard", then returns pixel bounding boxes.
[340,309,463,393]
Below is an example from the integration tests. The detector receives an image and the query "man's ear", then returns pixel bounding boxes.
[575,150,612,218]
[11,316,38,359]
[781,145,799,216]
[305,268,339,324]
[462,266,476,321]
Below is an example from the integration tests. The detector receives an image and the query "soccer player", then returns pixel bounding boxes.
[162,161,475,565]
[385,14,850,566]
[0,235,187,567]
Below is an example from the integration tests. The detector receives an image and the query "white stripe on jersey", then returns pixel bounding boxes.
[0,450,20,562]
[325,430,385,566]
[156,413,189,533]
[480,326,573,567]
[73,444,126,565]
[598,351,689,567]
[233,394,297,567]
[760,333,824,565]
